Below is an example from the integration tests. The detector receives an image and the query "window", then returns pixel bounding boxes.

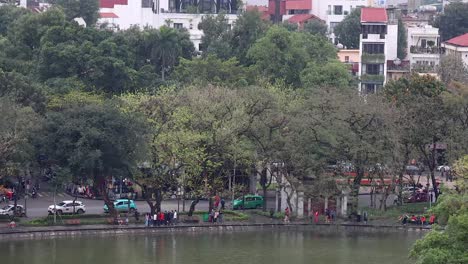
[142,0,151,8]
[362,25,387,35]
[345,56,350,63]
[363,43,385,54]
[362,64,383,75]
[421,39,427,48]
[334,5,343,15]
[246,197,254,202]
[173,23,183,29]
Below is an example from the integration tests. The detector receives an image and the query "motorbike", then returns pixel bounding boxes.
[31,189,37,199]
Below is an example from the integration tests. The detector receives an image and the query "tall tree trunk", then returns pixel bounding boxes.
[98,175,117,218]
[188,198,199,217]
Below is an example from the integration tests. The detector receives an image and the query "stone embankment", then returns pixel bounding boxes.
[0,222,431,240]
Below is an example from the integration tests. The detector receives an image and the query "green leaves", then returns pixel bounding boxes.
[334,8,361,49]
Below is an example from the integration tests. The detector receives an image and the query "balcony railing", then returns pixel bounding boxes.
[387,64,410,71]
[360,74,385,83]
[361,53,385,64]
[410,46,441,54]
[411,64,437,73]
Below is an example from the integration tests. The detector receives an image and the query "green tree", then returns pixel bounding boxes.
[230,10,269,65]
[334,8,361,48]
[397,18,407,59]
[247,26,337,87]
[0,5,29,36]
[410,155,468,264]
[437,54,468,85]
[174,55,249,86]
[38,93,149,217]
[52,0,99,26]
[199,13,233,59]
[0,97,42,177]
[303,20,328,37]
[384,75,448,200]
[300,61,353,90]
[435,2,468,41]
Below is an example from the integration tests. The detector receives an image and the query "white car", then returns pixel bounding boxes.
[0,205,25,216]
[48,200,86,215]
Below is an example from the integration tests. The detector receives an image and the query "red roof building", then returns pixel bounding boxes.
[100,12,119,18]
[360,8,388,23]
[287,14,322,29]
[444,33,468,47]
[285,0,311,11]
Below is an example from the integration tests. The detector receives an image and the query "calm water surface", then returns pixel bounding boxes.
[0,230,422,264]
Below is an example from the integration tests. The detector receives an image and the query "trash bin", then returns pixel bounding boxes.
[202,213,209,222]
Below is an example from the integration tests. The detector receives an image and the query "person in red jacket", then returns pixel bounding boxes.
[159,211,165,225]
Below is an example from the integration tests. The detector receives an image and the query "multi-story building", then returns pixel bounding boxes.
[442,33,468,67]
[358,7,398,94]
[407,25,440,74]
[311,0,372,44]
[98,0,238,51]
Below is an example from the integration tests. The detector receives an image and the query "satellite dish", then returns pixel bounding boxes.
[337,43,344,49]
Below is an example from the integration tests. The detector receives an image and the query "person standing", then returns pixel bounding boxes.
[173,210,178,225]
[314,211,319,224]
[363,211,368,224]
[153,212,158,227]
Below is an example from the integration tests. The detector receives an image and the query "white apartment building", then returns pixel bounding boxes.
[358,7,398,94]
[442,33,468,67]
[311,0,373,44]
[98,0,238,51]
[407,25,440,73]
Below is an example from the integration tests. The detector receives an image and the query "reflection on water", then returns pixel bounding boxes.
[0,230,422,264]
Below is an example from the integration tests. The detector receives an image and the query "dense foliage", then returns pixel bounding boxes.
[0,6,467,221]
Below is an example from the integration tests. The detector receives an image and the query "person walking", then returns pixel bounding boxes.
[284,207,290,223]
[363,211,368,224]
[314,211,319,224]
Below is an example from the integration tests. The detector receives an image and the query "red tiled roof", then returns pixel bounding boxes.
[445,33,468,47]
[100,12,119,18]
[285,0,311,10]
[100,0,128,8]
[287,14,321,24]
[361,8,388,23]
[100,0,115,8]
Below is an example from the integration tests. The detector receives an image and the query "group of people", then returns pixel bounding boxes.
[69,184,94,199]
[144,210,178,227]
[208,209,224,223]
[307,208,338,224]
[399,214,436,226]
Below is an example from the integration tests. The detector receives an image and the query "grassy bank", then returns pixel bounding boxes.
[365,203,430,221]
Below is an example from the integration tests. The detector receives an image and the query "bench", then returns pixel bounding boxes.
[65,219,81,225]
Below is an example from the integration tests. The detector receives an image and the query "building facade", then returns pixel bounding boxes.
[358,7,398,94]
[98,0,238,51]
[311,0,372,44]
[407,25,440,74]
[442,33,468,67]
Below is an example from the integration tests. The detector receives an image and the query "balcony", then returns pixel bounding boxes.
[411,64,437,74]
[360,74,385,84]
[361,53,385,64]
[410,46,441,54]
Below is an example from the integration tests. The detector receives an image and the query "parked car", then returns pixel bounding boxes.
[0,205,25,217]
[48,200,86,215]
[233,195,263,210]
[401,186,422,197]
[437,165,450,171]
[104,199,137,213]
[406,192,429,203]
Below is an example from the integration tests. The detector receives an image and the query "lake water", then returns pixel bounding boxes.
[0,230,422,264]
